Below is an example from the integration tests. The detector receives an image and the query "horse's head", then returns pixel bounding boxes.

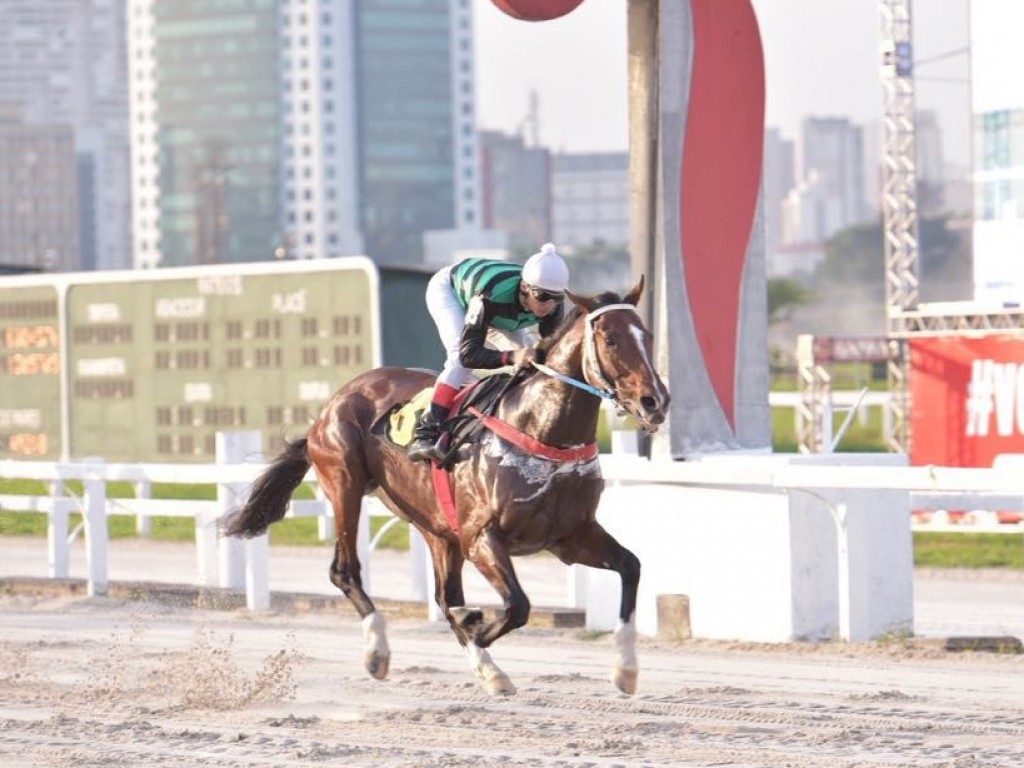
[566,276,670,433]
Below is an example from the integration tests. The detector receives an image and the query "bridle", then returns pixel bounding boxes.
[532,303,639,404]
[455,303,642,469]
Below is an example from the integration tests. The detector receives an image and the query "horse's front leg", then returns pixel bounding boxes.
[460,524,529,696]
[551,522,641,695]
[424,532,483,646]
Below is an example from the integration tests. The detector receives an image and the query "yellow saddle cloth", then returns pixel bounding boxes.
[386,386,434,447]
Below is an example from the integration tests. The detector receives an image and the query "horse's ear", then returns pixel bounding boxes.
[566,290,599,314]
[624,274,645,306]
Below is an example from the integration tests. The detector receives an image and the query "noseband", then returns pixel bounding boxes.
[532,303,639,403]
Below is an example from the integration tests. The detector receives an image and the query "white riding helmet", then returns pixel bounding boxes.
[521,243,570,293]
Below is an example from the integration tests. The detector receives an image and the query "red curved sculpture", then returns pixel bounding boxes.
[490,0,586,22]
[680,0,765,430]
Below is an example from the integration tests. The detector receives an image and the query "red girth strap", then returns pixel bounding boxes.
[431,460,459,533]
[467,406,599,462]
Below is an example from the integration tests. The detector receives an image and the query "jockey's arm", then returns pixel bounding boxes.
[458,296,511,369]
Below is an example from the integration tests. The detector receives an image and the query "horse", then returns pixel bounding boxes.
[222,277,670,696]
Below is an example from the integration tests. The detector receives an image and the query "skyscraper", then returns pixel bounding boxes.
[762,127,795,275]
[0,0,131,271]
[357,0,479,265]
[551,152,629,250]
[129,0,289,267]
[797,117,868,235]
[479,129,551,251]
[0,109,80,272]
[128,0,476,268]
[971,0,1024,303]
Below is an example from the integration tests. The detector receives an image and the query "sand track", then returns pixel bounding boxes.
[1,594,1023,768]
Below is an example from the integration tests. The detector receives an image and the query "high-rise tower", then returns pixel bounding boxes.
[0,0,131,271]
[128,0,476,268]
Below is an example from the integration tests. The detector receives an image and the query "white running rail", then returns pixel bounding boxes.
[1,446,1023,612]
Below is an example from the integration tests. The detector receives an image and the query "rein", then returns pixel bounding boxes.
[531,361,614,399]
[467,406,598,462]
[457,303,638,464]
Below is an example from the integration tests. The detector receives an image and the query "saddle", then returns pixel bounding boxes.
[371,373,513,465]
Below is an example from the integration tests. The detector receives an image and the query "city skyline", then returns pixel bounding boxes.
[475,0,972,171]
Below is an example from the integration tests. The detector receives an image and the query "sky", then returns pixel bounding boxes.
[475,0,972,169]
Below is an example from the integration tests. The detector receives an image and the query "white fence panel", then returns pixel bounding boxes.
[2,449,1024,635]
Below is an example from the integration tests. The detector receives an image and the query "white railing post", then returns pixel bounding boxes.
[409,523,430,603]
[316,485,331,541]
[408,526,439,621]
[357,498,371,594]
[195,506,219,586]
[566,564,587,609]
[834,503,852,641]
[47,480,70,579]
[82,469,108,596]
[245,535,270,611]
[216,431,262,591]
[134,480,152,536]
[820,401,834,453]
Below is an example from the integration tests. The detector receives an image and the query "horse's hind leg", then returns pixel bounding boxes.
[313,453,390,681]
[551,522,641,695]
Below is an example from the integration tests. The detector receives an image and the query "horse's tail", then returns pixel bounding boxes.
[221,437,311,538]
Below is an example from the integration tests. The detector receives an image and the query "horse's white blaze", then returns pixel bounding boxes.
[613,618,638,672]
[627,322,668,412]
[362,611,390,657]
[628,324,653,373]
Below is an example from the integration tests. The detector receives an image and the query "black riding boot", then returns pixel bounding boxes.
[407,408,445,464]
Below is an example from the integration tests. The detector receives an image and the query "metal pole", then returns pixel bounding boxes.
[628,0,659,457]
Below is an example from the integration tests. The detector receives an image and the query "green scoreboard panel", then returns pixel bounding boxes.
[66,260,377,462]
[0,283,63,460]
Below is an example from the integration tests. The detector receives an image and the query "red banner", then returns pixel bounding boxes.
[910,335,1024,467]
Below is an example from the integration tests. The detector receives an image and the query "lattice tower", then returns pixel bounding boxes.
[879,0,919,452]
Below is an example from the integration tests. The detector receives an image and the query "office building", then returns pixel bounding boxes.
[0,0,131,271]
[479,130,551,251]
[551,151,629,249]
[763,127,795,276]
[797,117,869,238]
[0,109,80,271]
[971,0,1024,303]
[128,0,477,268]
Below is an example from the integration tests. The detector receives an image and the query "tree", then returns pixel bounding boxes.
[767,276,815,325]
[813,213,970,302]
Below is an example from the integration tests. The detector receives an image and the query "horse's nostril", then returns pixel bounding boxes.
[640,396,658,414]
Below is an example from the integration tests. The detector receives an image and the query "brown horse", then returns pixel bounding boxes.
[223,277,670,695]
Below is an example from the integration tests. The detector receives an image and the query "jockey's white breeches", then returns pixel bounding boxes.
[425,265,537,391]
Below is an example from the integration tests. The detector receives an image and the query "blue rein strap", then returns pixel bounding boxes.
[531,361,615,400]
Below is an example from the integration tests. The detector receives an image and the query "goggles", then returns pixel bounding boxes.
[526,286,564,304]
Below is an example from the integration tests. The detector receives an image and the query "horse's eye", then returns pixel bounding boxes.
[603,333,617,348]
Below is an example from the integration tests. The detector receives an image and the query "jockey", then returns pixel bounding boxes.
[407,242,571,463]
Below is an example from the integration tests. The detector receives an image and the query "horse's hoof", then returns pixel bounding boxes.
[483,671,516,696]
[364,651,390,680]
[613,666,638,695]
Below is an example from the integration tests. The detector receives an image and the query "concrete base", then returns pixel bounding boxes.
[586,453,914,643]
[656,594,692,640]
